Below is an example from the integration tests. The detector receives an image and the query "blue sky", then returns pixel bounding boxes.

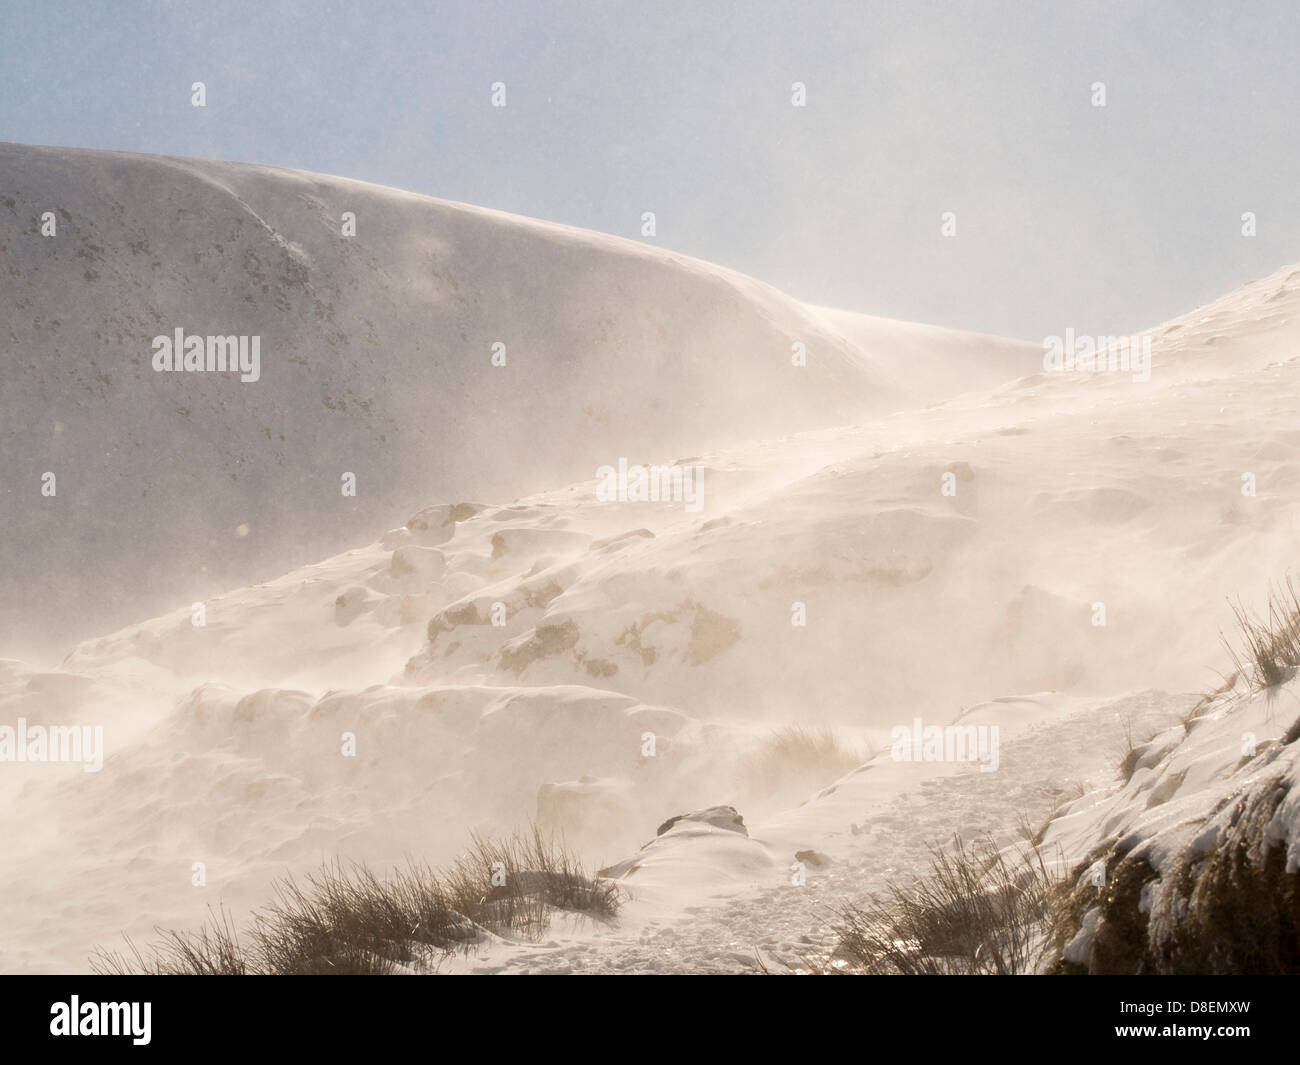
[2,0,1297,338]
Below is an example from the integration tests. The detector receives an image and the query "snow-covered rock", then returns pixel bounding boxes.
[1045,679,1300,973]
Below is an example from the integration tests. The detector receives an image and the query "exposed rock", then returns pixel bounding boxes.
[333,586,373,626]
[405,504,460,546]
[794,849,832,868]
[656,805,747,837]
[388,545,446,582]
[498,619,581,675]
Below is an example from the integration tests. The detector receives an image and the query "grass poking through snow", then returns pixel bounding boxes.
[743,725,867,800]
[831,834,1068,975]
[1223,577,1300,691]
[92,825,618,975]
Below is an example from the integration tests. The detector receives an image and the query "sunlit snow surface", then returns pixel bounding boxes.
[2,146,1299,972]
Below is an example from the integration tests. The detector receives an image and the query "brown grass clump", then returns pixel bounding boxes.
[744,725,866,800]
[92,825,618,975]
[1222,577,1300,690]
[832,834,1068,975]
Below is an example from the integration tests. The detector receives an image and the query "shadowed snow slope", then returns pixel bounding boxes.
[1,143,1034,656]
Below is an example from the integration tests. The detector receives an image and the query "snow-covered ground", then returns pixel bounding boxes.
[2,147,1299,973]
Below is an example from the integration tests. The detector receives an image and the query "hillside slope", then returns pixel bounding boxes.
[3,146,1299,975]
[3,144,1037,655]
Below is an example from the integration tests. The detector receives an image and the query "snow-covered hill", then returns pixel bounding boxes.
[2,147,1299,974]
[0,143,1039,657]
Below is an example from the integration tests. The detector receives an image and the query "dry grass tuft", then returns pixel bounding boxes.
[831,834,1068,975]
[1116,712,1158,784]
[92,825,618,975]
[744,725,867,799]
[1223,577,1300,691]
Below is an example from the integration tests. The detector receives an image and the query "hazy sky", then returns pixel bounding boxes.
[2,0,1297,339]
